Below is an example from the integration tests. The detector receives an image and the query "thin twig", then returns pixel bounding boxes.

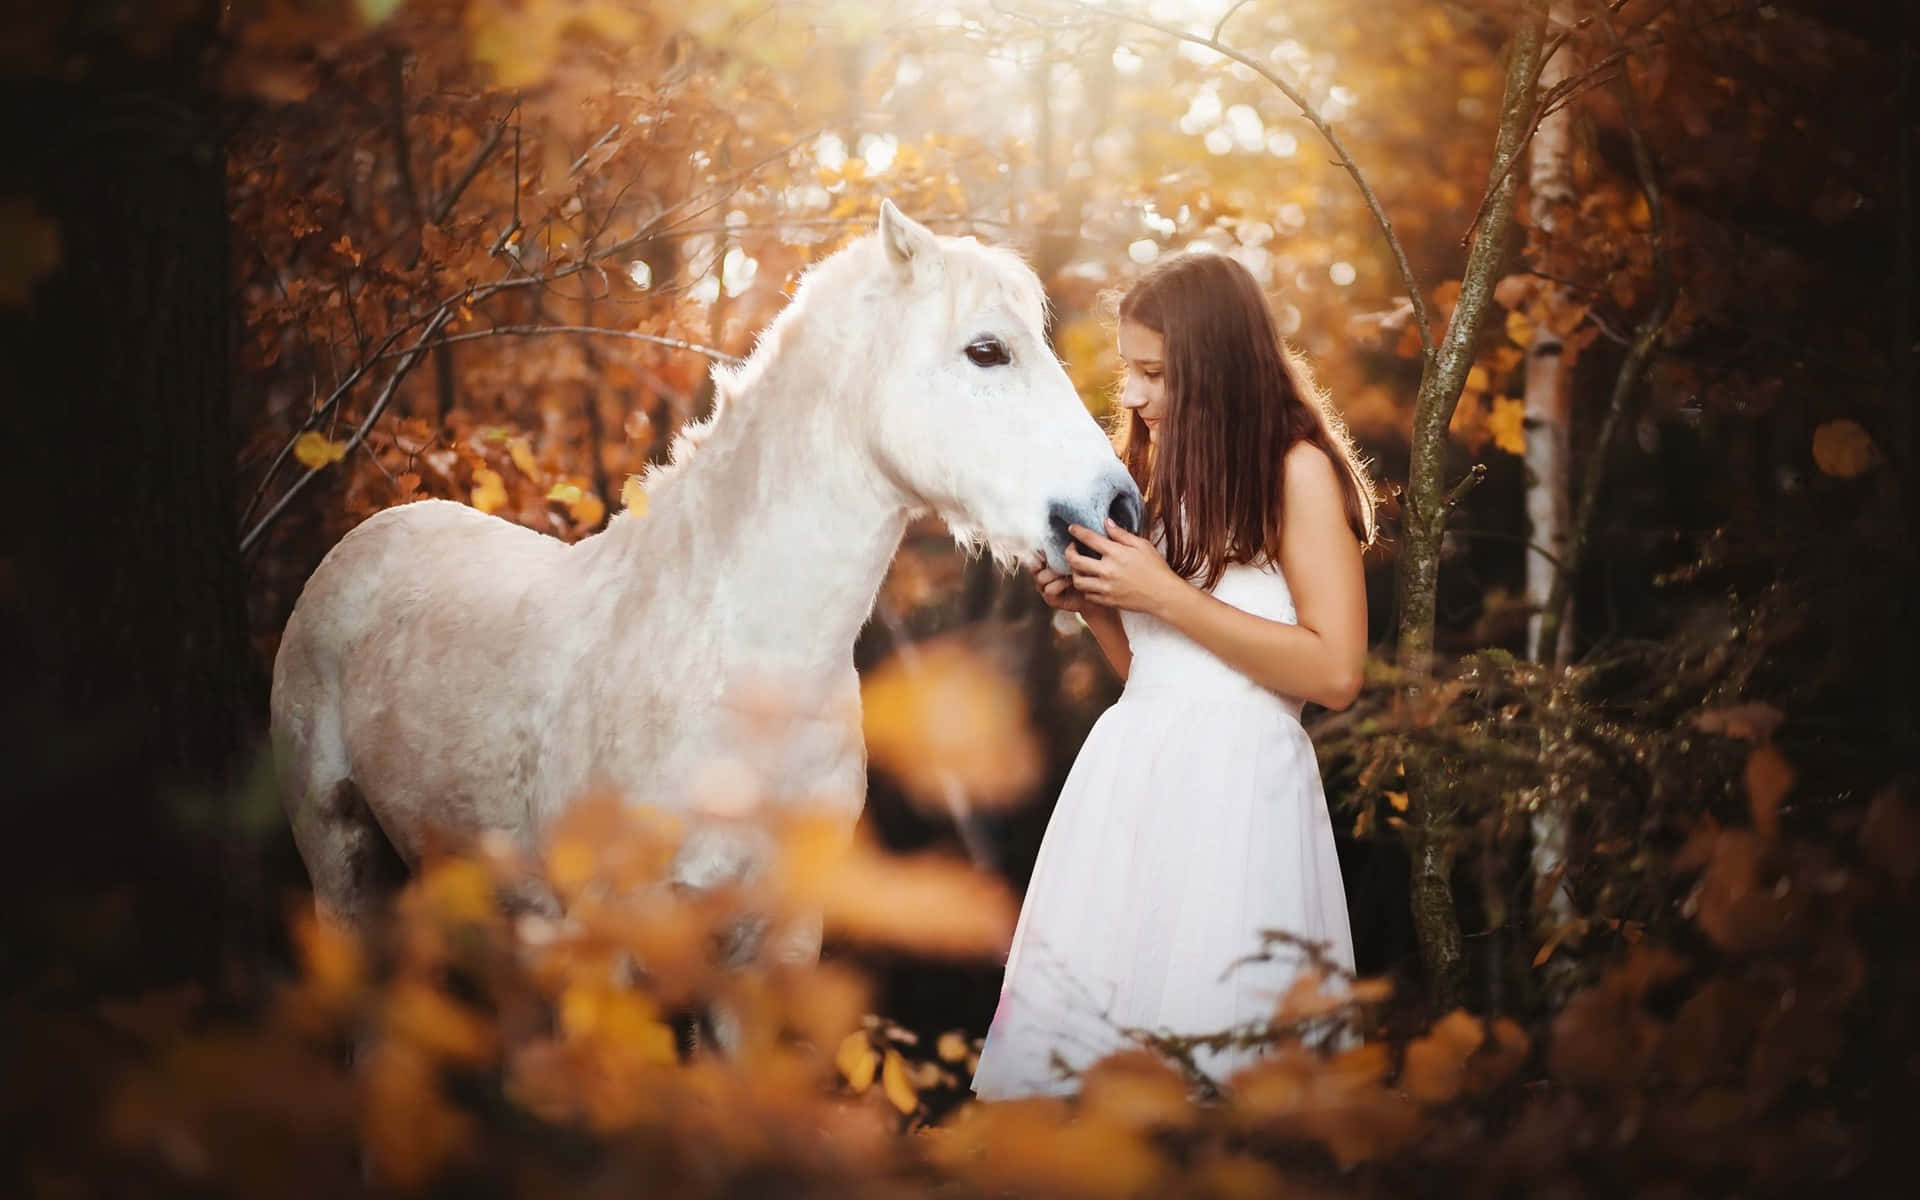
[1446,462,1490,509]
[239,324,412,528]
[1210,0,1255,44]
[431,113,507,227]
[1058,0,1434,358]
[241,309,454,556]
[382,323,742,366]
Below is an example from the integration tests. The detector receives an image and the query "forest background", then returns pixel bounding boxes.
[3,0,1916,1194]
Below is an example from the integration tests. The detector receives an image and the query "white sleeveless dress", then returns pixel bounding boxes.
[970,554,1355,1098]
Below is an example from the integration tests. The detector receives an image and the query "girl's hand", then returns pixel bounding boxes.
[1032,563,1093,613]
[1065,520,1185,616]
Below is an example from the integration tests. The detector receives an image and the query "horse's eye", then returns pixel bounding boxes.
[965,337,1011,368]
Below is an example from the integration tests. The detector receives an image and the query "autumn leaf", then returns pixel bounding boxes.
[1487,397,1526,456]
[836,1030,880,1092]
[1811,419,1880,479]
[1400,1009,1485,1104]
[569,491,606,527]
[507,436,540,479]
[881,1049,918,1114]
[293,431,349,469]
[470,466,508,514]
[620,475,649,516]
[1504,308,1534,346]
[936,1031,970,1063]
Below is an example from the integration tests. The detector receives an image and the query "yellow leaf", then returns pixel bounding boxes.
[1811,419,1880,479]
[936,1031,970,1063]
[1465,365,1490,394]
[294,431,349,469]
[881,1048,918,1114]
[546,482,583,504]
[470,467,507,514]
[1385,790,1409,812]
[620,475,649,516]
[836,1031,879,1092]
[1504,308,1534,346]
[1488,397,1527,456]
[569,491,606,528]
[507,437,540,479]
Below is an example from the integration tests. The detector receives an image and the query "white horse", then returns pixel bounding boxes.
[272,201,1141,943]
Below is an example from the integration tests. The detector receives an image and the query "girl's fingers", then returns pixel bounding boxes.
[1064,543,1109,575]
[1104,518,1148,547]
[1066,523,1118,556]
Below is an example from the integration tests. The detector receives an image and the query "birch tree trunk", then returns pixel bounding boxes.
[1525,3,1577,667]
[1525,2,1579,964]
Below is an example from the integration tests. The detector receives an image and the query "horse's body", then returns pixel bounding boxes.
[273,203,1140,932]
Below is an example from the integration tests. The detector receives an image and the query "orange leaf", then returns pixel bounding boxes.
[1811,419,1880,479]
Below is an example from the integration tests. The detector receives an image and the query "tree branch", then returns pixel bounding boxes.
[383,323,742,366]
[1055,0,1434,359]
[240,309,453,556]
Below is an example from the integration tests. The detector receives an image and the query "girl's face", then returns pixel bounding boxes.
[1116,320,1168,437]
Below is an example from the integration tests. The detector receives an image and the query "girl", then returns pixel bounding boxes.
[970,251,1376,1097]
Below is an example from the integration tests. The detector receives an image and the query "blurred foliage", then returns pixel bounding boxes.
[8,765,1911,1195]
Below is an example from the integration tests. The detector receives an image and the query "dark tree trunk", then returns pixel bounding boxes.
[3,34,254,993]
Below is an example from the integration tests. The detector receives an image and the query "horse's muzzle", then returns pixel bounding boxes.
[1047,473,1143,562]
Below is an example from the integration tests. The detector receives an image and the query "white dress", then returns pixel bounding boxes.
[970,554,1355,1098]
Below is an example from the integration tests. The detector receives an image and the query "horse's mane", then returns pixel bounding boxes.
[626,229,1044,507]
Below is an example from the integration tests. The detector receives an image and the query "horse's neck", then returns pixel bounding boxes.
[597,375,909,688]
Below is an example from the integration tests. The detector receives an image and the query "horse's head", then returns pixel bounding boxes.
[846,201,1141,572]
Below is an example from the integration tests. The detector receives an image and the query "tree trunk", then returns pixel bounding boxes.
[1395,2,1549,1007]
[3,33,253,992]
[1525,3,1577,667]
[1524,2,1579,989]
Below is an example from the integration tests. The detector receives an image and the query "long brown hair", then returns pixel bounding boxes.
[1115,252,1376,588]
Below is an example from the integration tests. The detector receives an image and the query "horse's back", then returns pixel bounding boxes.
[273,500,576,852]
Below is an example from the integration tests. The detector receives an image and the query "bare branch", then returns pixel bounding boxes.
[430,112,506,227]
[383,323,742,366]
[241,309,454,556]
[1446,462,1490,510]
[1053,0,1435,358]
[239,323,412,528]
[1210,0,1256,44]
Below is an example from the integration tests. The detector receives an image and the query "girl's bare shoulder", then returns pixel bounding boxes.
[1281,439,1341,497]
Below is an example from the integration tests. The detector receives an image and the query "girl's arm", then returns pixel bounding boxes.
[1080,603,1133,681]
[1067,442,1367,710]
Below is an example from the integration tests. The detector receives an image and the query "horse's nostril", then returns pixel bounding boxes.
[1109,491,1142,536]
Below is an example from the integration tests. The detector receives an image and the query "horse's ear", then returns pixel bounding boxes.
[878,199,937,274]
